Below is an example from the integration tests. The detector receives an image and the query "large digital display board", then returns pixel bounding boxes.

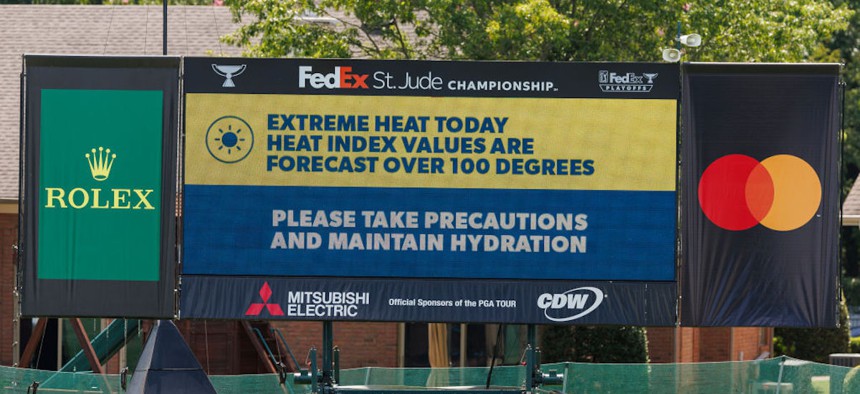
[181,59,679,324]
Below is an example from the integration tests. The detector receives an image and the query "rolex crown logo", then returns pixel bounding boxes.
[85,147,116,181]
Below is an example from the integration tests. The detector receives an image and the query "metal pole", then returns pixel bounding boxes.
[162,0,167,55]
[526,324,537,391]
[527,324,536,350]
[776,358,785,394]
[14,57,26,368]
[322,321,333,385]
[459,323,467,367]
[309,347,318,394]
[56,319,63,370]
[333,346,340,384]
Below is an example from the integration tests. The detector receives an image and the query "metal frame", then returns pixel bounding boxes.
[294,322,563,394]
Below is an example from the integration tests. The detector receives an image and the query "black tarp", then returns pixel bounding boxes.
[126,320,216,394]
[681,63,840,327]
[21,55,178,318]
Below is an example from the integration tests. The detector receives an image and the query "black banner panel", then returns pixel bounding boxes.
[182,58,679,325]
[180,277,676,325]
[21,56,179,318]
[681,63,840,327]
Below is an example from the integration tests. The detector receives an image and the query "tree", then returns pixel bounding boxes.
[826,0,860,279]
[542,325,648,363]
[222,0,850,62]
[681,1,850,62]
[774,295,850,363]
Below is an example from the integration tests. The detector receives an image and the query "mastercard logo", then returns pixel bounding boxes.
[698,154,821,231]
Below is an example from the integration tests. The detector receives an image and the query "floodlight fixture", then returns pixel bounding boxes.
[662,48,682,63]
[680,34,702,47]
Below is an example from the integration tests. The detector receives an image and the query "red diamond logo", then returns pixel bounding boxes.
[245,282,284,316]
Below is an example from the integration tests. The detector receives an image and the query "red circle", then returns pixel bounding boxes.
[698,154,772,231]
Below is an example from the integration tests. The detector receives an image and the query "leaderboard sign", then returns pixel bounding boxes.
[181,58,679,325]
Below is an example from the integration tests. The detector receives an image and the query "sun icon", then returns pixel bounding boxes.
[215,124,245,153]
[205,116,254,163]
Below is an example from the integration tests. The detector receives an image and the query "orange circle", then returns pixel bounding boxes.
[758,155,821,231]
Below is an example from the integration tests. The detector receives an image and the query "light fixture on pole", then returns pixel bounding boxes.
[662,48,682,63]
[660,23,702,62]
[680,34,702,47]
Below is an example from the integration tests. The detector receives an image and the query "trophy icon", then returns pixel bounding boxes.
[211,64,247,88]
[643,73,659,84]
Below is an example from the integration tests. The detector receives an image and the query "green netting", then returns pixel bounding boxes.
[1,356,856,393]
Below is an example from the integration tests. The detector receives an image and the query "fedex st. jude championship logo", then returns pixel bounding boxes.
[599,70,658,92]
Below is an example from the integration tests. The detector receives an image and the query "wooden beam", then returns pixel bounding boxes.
[19,318,48,368]
[70,318,104,374]
[241,321,277,374]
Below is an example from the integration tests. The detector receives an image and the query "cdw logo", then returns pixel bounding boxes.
[537,287,604,322]
[298,66,368,89]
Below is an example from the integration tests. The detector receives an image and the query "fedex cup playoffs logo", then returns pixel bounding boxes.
[698,154,821,231]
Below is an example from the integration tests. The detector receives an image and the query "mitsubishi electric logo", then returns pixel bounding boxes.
[537,287,604,322]
[246,282,285,316]
[598,70,658,93]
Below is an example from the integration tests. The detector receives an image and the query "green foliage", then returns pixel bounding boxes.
[681,1,850,62]
[774,296,850,363]
[830,1,860,281]
[221,0,429,59]
[221,0,851,62]
[540,325,648,363]
[850,337,860,353]
[845,277,860,306]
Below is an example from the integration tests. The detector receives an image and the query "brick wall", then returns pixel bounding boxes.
[646,327,675,363]
[697,327,731,362]
[270,321,399,369]
[0,213,17,366]
[176,320,276,375]
[730,327,772,361]
[647,326,773,363]
[173,320,399,374]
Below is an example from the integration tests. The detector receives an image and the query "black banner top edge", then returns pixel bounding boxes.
[184,57,681,99]
[24,54,181,68]
[684,62,840,75]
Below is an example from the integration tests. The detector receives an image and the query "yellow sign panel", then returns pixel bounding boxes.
[186,94,676,191]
